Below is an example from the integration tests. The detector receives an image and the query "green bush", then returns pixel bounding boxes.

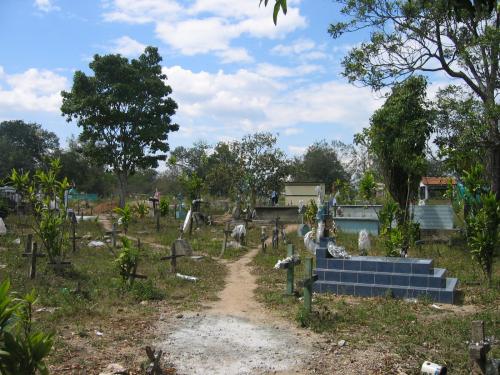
[159,197,170,217]
[0,280,53,375]
[115,237,139,284]
[114,204,132,233]
[131,279,165,301]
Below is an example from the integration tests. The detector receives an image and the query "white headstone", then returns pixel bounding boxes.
[0,218,6,235]
[358,229,371,255]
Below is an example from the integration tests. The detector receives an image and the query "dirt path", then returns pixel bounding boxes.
[155,237,324,375]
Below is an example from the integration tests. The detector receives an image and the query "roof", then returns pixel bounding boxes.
[421,177,456,186]
[284,182,325,186]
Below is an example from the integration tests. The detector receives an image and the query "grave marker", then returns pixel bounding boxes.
[220,222,232,258]
[22,242,46,279]
[301,257,318,313]
[274,244,301,295]
[260,226,268,253]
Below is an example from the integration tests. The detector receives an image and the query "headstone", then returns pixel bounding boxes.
[297,223,310,237]
[358,229,371,256]
[0,218,6,235]
[172,239,193,256]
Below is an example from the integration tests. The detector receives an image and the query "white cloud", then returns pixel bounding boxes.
[103,0,306,62]
[162,64,382,141]
[0,67,67,113]
[271,38,328,61]
[256,63,322,78]
[216,48,253,64]
[109,36,146,56]
[34,0,60,12]
[288,145,307,155]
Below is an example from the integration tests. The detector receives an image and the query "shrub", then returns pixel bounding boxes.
[10,159,70,265]
[159,197,170,217]
[0,280,53,375]
[115,237,139,285]
[133,201,149,220]
[114,204,132,233]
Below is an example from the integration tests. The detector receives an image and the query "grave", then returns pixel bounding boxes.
[313,238,459,304]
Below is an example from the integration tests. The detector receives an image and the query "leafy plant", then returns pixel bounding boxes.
[114,204,132,234]
[303,199,318,226]
[10,159,70,264]
[0,280,54,375]
[115,237,139,285]
[159,197,170,217]
[466,192,499,285]
[358,171,376,202]
[133,201,149,220]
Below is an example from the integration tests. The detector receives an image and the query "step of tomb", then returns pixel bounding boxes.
[313,277,458,304]
[315,267,447,289]
[315,252,434,275]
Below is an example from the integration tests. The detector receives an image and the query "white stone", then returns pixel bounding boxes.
[0,218,6,235]
[99,363,127,375]
[358,229,371,255]
[88,241,106,248]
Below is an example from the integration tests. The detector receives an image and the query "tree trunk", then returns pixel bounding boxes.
[117,172,128,209]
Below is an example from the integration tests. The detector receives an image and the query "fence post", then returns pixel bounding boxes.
[303,257,313,313]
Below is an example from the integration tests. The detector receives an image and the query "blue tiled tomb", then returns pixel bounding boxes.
[313,240,459,304]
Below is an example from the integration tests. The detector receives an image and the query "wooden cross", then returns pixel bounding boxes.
[469,320,492,374]
[219,222,232,258]
[299,257,318,313]
[260,226,268,253]
[275,244,301,295]
[160,239,186,274]
[272,217,280,249]
[106,223,122,248]
[70,214,82,253]
[24,234,33,255]
[145,346,164,375]
[22,242,46,279]
[127,238,147,285]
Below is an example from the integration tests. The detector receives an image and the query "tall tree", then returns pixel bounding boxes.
[433,85,489,175]
[61,46,179,207]
[290,140,348,193]
[233,132,289,205]
[206,142,240,197]
[355,76,432,222]
[262,0,500,197]
[0,120,59,178]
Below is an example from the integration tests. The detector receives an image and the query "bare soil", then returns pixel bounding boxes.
[155,235,401,374]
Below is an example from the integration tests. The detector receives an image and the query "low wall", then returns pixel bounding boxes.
[334,217,379,235]
[335,205,381,218]
[254,206,299,223]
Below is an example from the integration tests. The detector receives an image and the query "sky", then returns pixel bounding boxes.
[0,0,449,157]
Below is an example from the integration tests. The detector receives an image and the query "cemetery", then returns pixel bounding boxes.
[0,1,499,374]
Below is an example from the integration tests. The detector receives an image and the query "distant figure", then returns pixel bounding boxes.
[271,190,278,206]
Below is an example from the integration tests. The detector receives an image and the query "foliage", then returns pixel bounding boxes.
[114,204,132,234]
[233,132,289,205]
[356,76,432,224]
[10,159,70,264]
[159,197,170,217]
[57,137,116,196]
[466,192,500,284]
[358,171,376,202]
[0,280,53,375]
[303,199,318,226]
[133,201,149,220]
[290,140,349,193]
[205,142,240,197]
[0,198,9,218]
[115,237,139,284]
[179,172,204,200]
[378,199,399,235]
[0,120,59,179]
[432,86,489,175]
[259,0,287,25]
[61,46,179,208]
[460,165,500,284]
[333,178,355,204]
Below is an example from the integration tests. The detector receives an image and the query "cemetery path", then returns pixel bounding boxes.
[155,230,329,375]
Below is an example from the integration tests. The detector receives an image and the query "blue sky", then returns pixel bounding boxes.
[0,0,447,156]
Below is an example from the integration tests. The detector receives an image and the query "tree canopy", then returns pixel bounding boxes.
[290,140,348,193]
[60,46,179,207]
[0,120,59,178]
[356,76,432,219]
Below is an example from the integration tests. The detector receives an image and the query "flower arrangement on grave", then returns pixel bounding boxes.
[274,254,301,269]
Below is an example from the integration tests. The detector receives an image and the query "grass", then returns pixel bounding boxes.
[0,212,230,372]
[252,229,500,374]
